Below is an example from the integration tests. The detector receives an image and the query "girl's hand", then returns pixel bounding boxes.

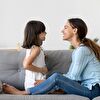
[41,67,48,74]
[34,80,45,86]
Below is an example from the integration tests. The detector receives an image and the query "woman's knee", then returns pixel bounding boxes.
[50,73,61,80]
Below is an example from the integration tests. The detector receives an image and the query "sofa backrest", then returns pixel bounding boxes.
[0,49,26,90]
[45,50,72,78]
[0,49,72,90]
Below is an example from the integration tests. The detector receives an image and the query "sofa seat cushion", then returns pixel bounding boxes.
[92,96,100,100]
[0,94,90,100]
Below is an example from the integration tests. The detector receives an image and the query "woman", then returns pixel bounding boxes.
[3,18,100,99]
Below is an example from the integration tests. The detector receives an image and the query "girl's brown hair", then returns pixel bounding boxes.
[22,20,46,49]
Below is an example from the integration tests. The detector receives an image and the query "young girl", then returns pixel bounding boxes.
[22,20,48,90]
[3,20,48,94]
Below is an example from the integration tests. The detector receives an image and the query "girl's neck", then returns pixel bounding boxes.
[38,40,42,46]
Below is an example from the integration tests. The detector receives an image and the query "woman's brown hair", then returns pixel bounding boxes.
[68,18,100,61]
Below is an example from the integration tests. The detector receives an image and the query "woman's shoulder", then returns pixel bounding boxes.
[76,45,91,55]
[78,45,89,50]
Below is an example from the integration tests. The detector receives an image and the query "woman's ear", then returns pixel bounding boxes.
[73,28,77,34]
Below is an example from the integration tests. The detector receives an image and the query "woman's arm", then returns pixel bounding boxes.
[65,46,90,80]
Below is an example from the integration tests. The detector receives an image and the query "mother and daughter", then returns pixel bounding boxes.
[2,18,100,99]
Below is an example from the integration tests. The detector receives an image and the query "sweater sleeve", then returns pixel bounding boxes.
[64,46,90,81]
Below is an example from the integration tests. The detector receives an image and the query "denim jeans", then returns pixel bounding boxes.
[27,73,100,99]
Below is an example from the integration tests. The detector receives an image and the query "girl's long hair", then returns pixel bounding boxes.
[22,20,46,49]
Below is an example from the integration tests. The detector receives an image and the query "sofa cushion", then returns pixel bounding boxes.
[0,80,3,93]
[0,49,25,90]
[45,50,72,78]
[92,96,100,100]
[0,94,90,100]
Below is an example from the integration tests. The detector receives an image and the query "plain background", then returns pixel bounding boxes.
[0,0,100,50]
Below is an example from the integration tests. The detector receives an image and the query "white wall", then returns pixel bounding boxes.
[0,0,100,50]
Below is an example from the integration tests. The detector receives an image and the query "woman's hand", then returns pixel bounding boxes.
[34,80,45,86]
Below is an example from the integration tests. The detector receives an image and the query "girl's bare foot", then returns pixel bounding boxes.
[3,83,28,95]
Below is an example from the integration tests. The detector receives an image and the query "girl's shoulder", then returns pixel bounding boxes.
[32,45,40,52]
[27,45,41,56]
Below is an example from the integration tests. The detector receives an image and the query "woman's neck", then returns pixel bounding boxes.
[70,38,81,48]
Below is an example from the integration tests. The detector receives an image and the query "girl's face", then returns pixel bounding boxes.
[39,32,46,41]
[62,22,76,41]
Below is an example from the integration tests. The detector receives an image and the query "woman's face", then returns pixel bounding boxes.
[62,22,75,41]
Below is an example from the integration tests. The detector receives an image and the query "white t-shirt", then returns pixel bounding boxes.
[24,46,46,90]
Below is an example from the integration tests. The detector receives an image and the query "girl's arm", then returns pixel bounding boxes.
[23,46,48,74]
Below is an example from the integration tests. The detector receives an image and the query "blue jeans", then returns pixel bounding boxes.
[27,73,100,99]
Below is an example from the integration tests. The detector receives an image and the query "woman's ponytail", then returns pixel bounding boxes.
[82,38,100,61]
